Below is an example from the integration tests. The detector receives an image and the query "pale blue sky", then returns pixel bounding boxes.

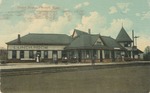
[0,0,150,51]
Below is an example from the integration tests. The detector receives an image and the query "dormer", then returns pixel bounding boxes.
[72,29,89,38]
[94,37,104,46]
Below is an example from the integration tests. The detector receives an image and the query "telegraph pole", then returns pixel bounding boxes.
[132,30,135,59]
[134,36,140,47]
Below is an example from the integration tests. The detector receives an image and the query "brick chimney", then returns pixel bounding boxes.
[88,29,91,34]
[18,34,21,44]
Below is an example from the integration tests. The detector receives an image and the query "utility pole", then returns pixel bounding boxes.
[132,30,135,59]
[134,36,140,47]
[132,30,140,59]
[132,30,134,47]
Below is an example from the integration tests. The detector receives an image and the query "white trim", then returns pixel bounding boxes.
[17,51,20,59]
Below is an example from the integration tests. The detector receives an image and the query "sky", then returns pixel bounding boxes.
[0,0,150,51]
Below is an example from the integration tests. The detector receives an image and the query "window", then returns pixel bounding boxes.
[36,51,41,57]
[95,38,103,45]
[105,50,110,59]
[62,50,67,57]
[97,41,102,45]
[53,51,57,55]
[124,42,128,47]
[124,42,131,47]
[29,51,34,58]
[12,50,16,59]
[69,51,74,58]
[86,50,90,59]
[93,50,97,59]
[44,51,48,58]
[20,50,24,58]
[52,50,58,60]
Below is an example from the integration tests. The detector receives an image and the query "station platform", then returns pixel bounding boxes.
[1,61,150,70]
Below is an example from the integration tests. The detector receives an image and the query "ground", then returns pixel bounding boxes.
[1,62,150,93]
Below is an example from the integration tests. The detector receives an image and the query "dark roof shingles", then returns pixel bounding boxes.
[7,33,72,45]
[116,27,133,42]
[102,36,125,50]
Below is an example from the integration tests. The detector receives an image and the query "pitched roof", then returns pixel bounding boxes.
[116,27,133,42]
[72,29,89,38]
[6,33,72,45]
[66,34,93,49]
[66,34,124,50]
[102,36,125,50]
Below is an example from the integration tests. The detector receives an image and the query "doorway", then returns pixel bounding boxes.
[52,51,58,64]
[100,50,103,62]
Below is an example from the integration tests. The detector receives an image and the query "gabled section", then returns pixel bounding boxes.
[95,38,104,45]
[66,34,110,50]
[93,35,104,46]
[67,34,92,49]
[116,27,133,42]
[72,29,89,38]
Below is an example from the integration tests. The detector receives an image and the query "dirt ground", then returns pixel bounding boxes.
[1,65,150,93]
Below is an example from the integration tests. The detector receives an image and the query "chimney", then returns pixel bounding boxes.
[88,29,91,34]
[18,34,21,44]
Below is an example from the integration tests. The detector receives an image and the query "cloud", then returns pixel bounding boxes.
[136,11,150,20]
[117,3,130,13]
[148,0,150,7]
[141,11,150,20]
[75,2,90,9]
[0,20,29,48]
[135,13,141,16]
[0,15,72,48]
[47,14,72,33]
[137,32,150,51]
[109,2,130,14]
[117,3,129,9]
[83,2,90,6]
[109,6,117,14]
[0,0,2,5]
[11,1,20,8]
[75,11,106,33]
[74,12,133,38]
[135,1,150,20]
[102,18,133,38]
[0,3,75,48]
[75,4,82,9]
[23,11,74,34]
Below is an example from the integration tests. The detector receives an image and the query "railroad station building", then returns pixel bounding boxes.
[6,26,143,63]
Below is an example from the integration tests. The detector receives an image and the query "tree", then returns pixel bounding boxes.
[0,47,7,60]
[144,46,150,61]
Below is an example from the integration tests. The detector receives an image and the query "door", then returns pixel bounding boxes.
[52,51,58,63]
[78,50,82,62]
[100,50,103,62]
[111,51,115,62]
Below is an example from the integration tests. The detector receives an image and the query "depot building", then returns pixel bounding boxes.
[6,27,143,63]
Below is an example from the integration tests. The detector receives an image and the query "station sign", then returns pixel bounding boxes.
[8,45,65,50]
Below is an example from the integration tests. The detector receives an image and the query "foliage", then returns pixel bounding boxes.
[0,49,7,60]
[144,46,150,61]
